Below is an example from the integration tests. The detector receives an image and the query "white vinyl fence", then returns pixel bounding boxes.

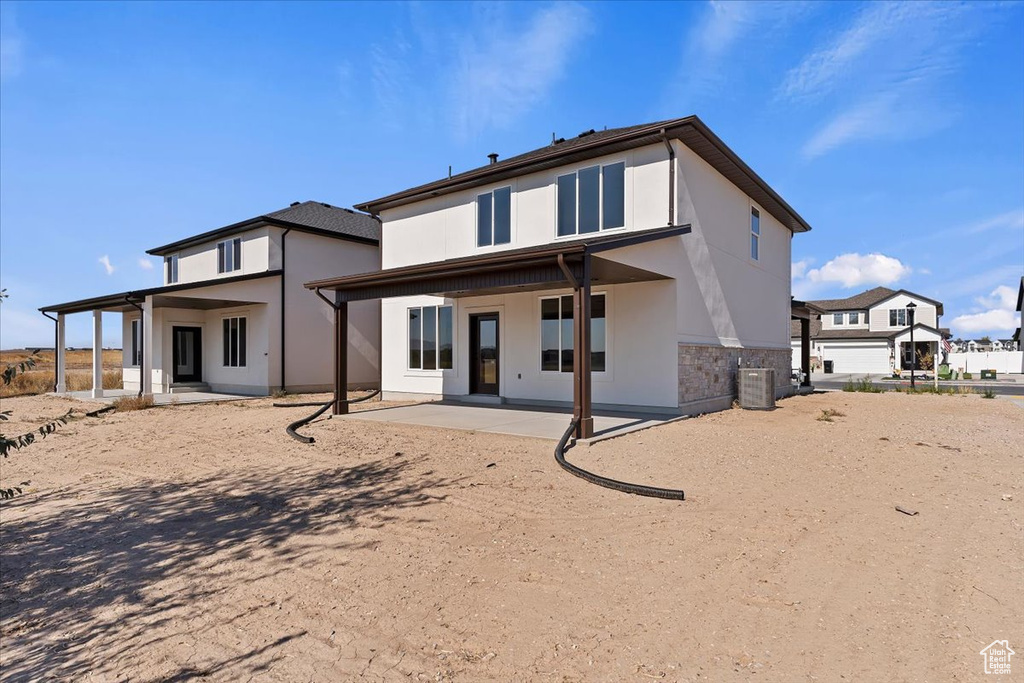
[945,351,1023,374]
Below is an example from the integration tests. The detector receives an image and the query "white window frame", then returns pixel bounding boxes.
[129,318,142,366]
[222,315,247,368]
[407,304,454,372]
[750,206,761,261]
[848,311,860,325]
[555,160,627,239]
[165,254,179,284]
[217,237,242,274]
[889,308,908,327]
[538,292,608,374]
[833,312,844,326]
[476,186,513,248]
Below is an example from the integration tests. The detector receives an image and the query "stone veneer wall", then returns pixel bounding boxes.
[678,344,793,409]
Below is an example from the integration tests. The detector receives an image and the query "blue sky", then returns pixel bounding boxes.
[1,0,1022,348]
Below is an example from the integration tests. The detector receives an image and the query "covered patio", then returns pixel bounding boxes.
[39,271,279,398]
[304,225,691,439]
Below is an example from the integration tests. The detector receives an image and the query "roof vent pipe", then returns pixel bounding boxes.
[488,153,499,164]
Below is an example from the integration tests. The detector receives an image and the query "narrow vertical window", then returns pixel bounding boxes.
[409,308,422,369]
[540,298,560,372]
[578,165,600,234]
[557,173,576,236]
[602,162,625,229]
[217,242,226,273]
[422,305,437,371]
[476,192,492,247]
[493,186,511,245]
[166,255,179,284]
[591,294,606,372]
[560,295,574,372]
[438,306,453,370]
[223,318,230,365]
[233,238,241,270]
[750,207,760,261]
[131,319,141,366]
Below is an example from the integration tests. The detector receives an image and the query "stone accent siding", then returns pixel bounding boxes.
[678,344,792,407]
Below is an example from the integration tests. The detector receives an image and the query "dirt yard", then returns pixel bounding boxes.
[1,391,1020,681]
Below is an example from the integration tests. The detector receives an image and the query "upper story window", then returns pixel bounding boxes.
[889,308,908,326]
[409,305,453,371]
[477,187,511,247]
[165,254,179,284]
[750,207,760,260]
[556,162,625,237]
[849,311,860,324]
[217,238,242,274]
[833,313,844,326]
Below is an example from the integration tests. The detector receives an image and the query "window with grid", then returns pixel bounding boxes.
[540,294,606,373]
[408,305,453,370]
[223,316,247,367]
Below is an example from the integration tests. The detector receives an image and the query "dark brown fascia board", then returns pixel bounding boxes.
[40,269,283,315]
[1015,276,1023,312]
[146,217,378,256]
[354,115,811,233]
[305,224,691,292]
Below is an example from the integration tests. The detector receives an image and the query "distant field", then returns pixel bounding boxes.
[1,349,123,397]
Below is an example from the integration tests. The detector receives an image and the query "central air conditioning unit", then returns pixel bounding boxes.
[738,368,776,410]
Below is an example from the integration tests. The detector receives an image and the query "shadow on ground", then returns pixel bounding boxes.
[0,454,452,681]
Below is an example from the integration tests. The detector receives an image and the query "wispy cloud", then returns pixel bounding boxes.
[0,3,25,82]
[783,2,981,159]
[98,255,115,275]
[450,3,592,139]
[137,257,154,271]
[950,285,1021,335]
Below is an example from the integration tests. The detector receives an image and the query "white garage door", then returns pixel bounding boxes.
[823,343,890,374]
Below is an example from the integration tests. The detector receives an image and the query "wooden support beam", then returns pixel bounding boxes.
[800,317,811,387]
[573,254,594,439]
[333,300,348,415]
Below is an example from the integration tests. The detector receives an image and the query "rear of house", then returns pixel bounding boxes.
[308,116,811,427]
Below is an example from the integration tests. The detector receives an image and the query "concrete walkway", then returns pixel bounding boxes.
[66,389,258,405]
[345,402,685,443]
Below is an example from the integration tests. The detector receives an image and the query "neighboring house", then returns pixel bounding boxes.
[41,201,381,396]
[790,286,945,374]
[304,115,811,435]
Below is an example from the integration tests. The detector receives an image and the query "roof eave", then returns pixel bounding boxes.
[146,217,379,256]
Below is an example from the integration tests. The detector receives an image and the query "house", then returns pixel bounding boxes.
[790,286,946,374]
[41,201,381,396]
[303,115,812,437]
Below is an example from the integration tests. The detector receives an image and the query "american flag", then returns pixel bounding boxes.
[942,338,953,353]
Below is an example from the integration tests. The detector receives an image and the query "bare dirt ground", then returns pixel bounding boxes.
[1,391,1020,682]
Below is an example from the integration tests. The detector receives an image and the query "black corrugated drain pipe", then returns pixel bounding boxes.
[279,389,381,444]
[555,418,685,500]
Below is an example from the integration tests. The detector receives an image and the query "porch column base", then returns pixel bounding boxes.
[91,310,104,398]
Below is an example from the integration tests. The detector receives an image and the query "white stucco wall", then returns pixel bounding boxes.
[164,226,273,285]
[381,279,678,410]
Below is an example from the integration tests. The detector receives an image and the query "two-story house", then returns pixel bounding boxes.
[305,116,812,437]
[41,201,380,396]
[789,286,946,374]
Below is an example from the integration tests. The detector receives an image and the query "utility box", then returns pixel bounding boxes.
[738,368,776,410]
[824,360,834,374]
[981,369,997,380]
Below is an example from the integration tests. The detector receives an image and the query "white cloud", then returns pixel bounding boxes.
[137,257,154,271]
[98,255,115,275]
[950,284,1022,336]
[785,2,979,159]
[791,258,813,279]
[804,252,911,288]
[450,3,592,139]
[965,209,1024,234]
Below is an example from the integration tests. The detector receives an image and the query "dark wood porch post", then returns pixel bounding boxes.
[333,299,348,416]
[574,255,594,439]
[800,317,811,387]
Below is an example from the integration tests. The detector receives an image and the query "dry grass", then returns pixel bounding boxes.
[112,395,155,412]
[1,350,123,398]
[817,407,847,422]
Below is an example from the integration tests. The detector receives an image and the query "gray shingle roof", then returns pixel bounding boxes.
[147,201,379,255]
[805,286,897,312]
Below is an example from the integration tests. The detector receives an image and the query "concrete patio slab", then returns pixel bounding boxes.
[344,401,685,443]
[65,389,258,406]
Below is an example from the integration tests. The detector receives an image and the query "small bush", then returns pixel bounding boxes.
[112,395,155,412]
[817,408,846,422]
[963,372,973,379]
[843,376,883,393]
[982,389,996,399]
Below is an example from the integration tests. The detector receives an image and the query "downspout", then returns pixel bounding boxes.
[125,295,144,397]
[280,228,291,392]
[661,130,675,227]
[41,311,59,392]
